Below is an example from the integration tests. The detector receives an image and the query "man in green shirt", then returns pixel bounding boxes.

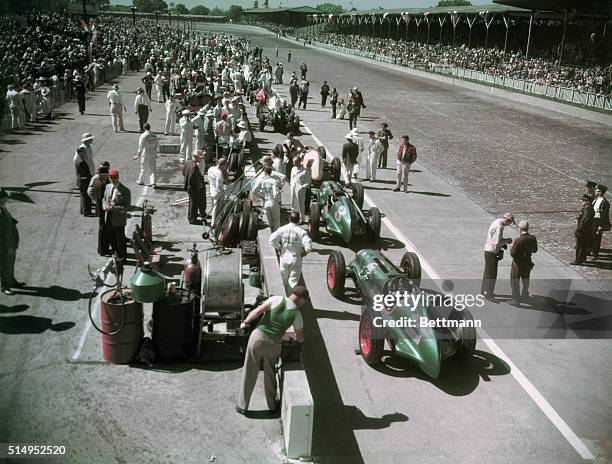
[236,286,309,415]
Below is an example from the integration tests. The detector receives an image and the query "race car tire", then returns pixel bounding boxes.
[308,202,320,240]
[369,207,382,240]
[258,113,266,131]
[238,210,249,240]
[399,251,422,287]
[359,308,384,366]
[317,146,327,159]
[242,198,252,216]
[352,182,364,209]
[326,250,345,297]
[217,212,239,248]
[449,309,477,363]
[247,211,258,240]
[330,157,342,181]
[293,115,301,134]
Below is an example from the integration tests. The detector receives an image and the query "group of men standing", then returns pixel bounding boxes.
[573,182,610,265]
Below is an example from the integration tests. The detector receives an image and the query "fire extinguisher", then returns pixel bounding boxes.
[142,199,153,244]
[183,243,201,295]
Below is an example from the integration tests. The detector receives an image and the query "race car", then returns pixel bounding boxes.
[308,180,381,243]
[258,95,300,134]
[302,146,342,186]
[326,248,477,378]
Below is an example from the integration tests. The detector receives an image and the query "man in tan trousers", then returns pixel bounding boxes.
[236,286,309,415]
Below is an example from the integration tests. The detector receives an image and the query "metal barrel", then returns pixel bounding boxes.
[100,289,144,364]
[152,293,196,363]
[202,249,243,314]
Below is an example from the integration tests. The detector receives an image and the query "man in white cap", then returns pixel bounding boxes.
[20,82,36,123]
[366,130,384,182]
[164,95,178,136]
[192,107,208,152]
[236,121,252,148]
[80,133,96,177]
[269,211,312,293]
[107,83,125,132]
[481,213,514,302]
[179,110,194,163]
[208,157,228,225]
[134,87,152,133]
[341,133,358,187]
[134,123,159,188]
[509,220,538,306]
[252,166,281,232]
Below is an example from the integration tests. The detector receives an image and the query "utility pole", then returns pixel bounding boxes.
[131,6,138,47]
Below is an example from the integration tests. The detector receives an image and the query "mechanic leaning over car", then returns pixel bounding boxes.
[269,211,313,293]
[236,286,309,415]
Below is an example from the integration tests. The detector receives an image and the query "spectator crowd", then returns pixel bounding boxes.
[300,32,612,96]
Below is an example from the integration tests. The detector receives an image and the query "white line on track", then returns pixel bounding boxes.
[71,187,149,361]
[299,118,595,460]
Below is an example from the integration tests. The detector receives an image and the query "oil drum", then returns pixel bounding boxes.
[152,292,196,363]
[100,289,144,364]
[202,249,243,314]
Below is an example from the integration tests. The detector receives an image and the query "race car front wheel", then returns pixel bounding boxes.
[369,207,382,240]
[326,250,345,297]
[308,202,320,240]
[359,308,384,366]
[400,251,422,287]
[352,182,364,209]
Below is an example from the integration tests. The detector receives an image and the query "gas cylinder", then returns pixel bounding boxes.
[100,289,144,364]
[183,243,202,294]
[142,200,153,243]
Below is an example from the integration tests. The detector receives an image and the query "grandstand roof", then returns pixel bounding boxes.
[245,6,324,14]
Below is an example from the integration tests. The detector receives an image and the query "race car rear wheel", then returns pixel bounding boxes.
[217,212,239,248]
[238,211,249,240]
[326,250,345,297]
[400,251,422,287]
[247,211,258,240]
[258,113,266,131]
[450,309,477,363]
[368,207,382,240]
[359,308,384,366]
[352,182,364,209]
[308,202,320,240]
[330,157,342,181]
[452,311,477,362]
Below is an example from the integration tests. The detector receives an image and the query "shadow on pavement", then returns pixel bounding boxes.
[11,285,90,301]
[301,294,407,463]
[0,315,75,334]
[373,349,511,396]
[0,304,29,314]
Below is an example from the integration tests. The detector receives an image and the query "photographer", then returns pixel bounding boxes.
[481,213,514,303]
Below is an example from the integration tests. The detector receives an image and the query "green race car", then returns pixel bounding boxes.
[326,248,477,379]
[308,180,382,243]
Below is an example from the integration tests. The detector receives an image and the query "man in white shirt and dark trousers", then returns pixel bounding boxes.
[592,184,610,260]
[107,84,125,132]
[208,158,228,225]
[481,213,514,302]
[134,87,152,133]
[134,124,159,188]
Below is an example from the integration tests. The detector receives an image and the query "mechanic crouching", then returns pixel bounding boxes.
[236,286,309,415]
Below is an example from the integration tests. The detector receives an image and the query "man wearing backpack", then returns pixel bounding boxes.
[394,135,417,193]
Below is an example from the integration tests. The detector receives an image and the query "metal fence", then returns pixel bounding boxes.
[305,40,612,113]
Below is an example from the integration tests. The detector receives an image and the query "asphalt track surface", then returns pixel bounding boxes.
[0,23,610,464]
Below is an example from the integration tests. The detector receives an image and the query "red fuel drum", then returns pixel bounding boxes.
[183,258,201,293]
[152,293,196,363]
[100,289,144,364]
